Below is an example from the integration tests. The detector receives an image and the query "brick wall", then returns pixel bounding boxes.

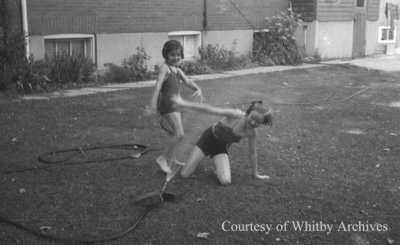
[208,0,289,30]
[1,0,22,34]
[26,0,287,35]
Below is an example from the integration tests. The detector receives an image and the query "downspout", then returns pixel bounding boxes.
[21,0,29,59]
[303,25,308,54]
[202,0,207,48]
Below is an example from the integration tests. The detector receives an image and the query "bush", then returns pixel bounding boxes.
[178,60,212,75]
[49,50,96,85]
[102,63,131,84]
[0,0,96,92]
[253,10,303,65]
[197,40,256,71]
[0,32,53,92]
[198,40,238,70]
[102,46,155,83]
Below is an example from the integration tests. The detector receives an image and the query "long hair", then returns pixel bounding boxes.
[162,40,184,59]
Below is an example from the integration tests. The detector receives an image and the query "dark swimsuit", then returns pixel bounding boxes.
[196,120,242,158]
[157,66,181,115]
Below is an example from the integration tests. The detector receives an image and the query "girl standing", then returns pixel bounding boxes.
[146,40,203,173]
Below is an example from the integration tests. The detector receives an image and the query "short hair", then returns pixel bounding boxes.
[162,40,184,59]
[245,100,272,125]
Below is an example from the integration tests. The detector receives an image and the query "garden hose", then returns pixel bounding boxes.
[0,143,163,243]
[3,143,162,174]
[0,207,152,244]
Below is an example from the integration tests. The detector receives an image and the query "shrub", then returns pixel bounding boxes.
[102,63,131,84]
[198,40,238,70]
[303,49,322,64]
[178,60,212,75]
[253,10,303,65]
[49,50,96,85]
[102,45,155,83]
[0,0,96,92]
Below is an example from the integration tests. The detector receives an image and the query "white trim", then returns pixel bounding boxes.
[44,34,95,39]
[378,26,397,44]
[44,34,95,61]
[168,31,201,59]
[253,29,270,33]
[168,31,201,36]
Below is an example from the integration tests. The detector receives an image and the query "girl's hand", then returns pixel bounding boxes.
[253,173,270,180]
[192,89,204,103]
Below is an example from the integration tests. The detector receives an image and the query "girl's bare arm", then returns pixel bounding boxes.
[173,95,244,118]
[177,68,201,92]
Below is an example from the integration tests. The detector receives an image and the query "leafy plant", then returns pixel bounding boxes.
[253,10,303,65]
[49,50,96,85]
[198,40,238,70]
[178,60,212,75]
[102,45,155,83]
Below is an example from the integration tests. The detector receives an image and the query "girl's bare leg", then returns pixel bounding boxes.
[181,146,205,178]
[158,112,185,169]
[213,154,231,185]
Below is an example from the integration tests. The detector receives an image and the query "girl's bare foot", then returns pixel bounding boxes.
[157,156,171,173]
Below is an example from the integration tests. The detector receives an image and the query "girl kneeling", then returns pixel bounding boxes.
[172,95,273,185]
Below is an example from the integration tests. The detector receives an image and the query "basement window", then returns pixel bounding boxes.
[168,31,201,59]
[44,34,95,61]
[379,26,396,43]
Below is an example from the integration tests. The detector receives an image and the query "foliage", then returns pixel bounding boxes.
[0,0,95,92]
[102,63,131,84]
[102,46,155,83]
[197,40,256,71]
[303,49,322,64]
[48,51,96,85]
[178,60,212,75]
[253,10,303,65]
[198,40,238,70]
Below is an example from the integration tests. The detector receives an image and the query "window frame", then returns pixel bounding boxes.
[43,34,95,60]
[378,26,397,44]
[167,31,201,59]
[356,0,365,8]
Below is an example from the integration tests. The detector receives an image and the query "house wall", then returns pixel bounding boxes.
[366,0,400,55]
[317,0,354,22]
[203,30,254,55]
[315,21,354,59]
[292,0,355,58]
[26,0,203,34]
[294,22,317,56]
[29,36,45,59]
[291,0,316,22]
[26,0,287,34]
[24,0,288,69]
[207,0,289,30]
[29,30,258,69]
[96,32,166,69]
[0,0,23,48]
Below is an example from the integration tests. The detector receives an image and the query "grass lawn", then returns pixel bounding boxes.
[0,64,399,245]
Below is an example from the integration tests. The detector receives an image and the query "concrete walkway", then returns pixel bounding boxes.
[22,54,400,100]
[322,54,400,72]
[21,64,323,100]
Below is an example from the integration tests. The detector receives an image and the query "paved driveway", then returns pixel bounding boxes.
[325,54,400,72]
